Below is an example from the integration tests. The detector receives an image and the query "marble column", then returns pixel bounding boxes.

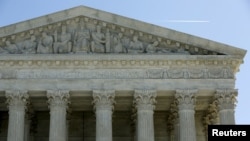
[175,89,197,141]
[134,89,157,141]
[92,90,115,141]
[215,89,237,124]
[47,90,70,141]
[24,106,34,141]
[5,90,29,141]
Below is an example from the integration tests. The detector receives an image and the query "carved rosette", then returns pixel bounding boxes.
[133,89,157,111]
[92,90,116,111]
[175,89,197,110]
[215,89,237,110]
[5,90,29,110]
[47,90,70,109]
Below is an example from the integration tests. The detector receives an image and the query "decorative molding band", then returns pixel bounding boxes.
[0,68,235,79]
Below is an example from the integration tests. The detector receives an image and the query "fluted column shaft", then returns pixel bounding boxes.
[215,89,237,124]
[93,90,115,141]
[134,89,157,141]
[47,90,70,141]
[175,89,197,141]
[6,90,29,141]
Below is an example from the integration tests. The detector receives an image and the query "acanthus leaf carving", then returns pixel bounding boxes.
[5,90,29,109]
[166,101,178,132]
[215,89,237,110]
[133,89,157,110]
[175,89,197,110]
[47,90,70,109]
[92,90,116,110]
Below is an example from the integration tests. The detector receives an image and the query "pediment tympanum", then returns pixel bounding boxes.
[0,6,246,56]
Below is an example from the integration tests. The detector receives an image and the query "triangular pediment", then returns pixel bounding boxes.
[0,6,246,57]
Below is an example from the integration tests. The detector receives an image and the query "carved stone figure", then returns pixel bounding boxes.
[128,36,144,53]
[20,36,37,54]
[91,25,106,53]
[111,33,123,53]
[146,41,158,53]
[120,35,130,53]
[53,26,72,54]
[37,32,53,54]
[105,29,111,53]
[4,41,19,54]
[72,21,90,53]
[0,45,9,54]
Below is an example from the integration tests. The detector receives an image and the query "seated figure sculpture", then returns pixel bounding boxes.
[91,25,105,53]
[146,41,158,53]
[73,20,91,53]
[20,35,37,54]
[128,36,144,53]
[37,32,53,54]
[53,26,72,54]
[4,41,19,54]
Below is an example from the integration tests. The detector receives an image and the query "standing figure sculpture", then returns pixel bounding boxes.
[73,21,91,53]
[53,26,72,54]
[91,25,105,53]
[37,32,53,54]
[111,33,123,53]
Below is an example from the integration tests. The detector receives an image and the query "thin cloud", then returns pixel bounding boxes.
[167,20,210,23]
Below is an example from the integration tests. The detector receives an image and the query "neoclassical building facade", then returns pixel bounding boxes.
[0,6,246,141]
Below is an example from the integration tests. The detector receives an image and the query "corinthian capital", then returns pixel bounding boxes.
[5,90,29,107]
[215,89,237,110]
[47,90,70,108]
[92,90,115,109]
[134,89,157,110]
[175,89,197,110]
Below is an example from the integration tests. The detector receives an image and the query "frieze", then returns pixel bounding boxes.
[0,16,224,55]
[0,67,235,79]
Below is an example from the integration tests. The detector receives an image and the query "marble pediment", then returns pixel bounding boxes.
[0,6,246,56]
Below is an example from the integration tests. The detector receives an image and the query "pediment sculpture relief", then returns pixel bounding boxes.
[0,17,223,55]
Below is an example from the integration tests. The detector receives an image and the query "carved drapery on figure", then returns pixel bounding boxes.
[215,89,237,124]
[0,17,224,55]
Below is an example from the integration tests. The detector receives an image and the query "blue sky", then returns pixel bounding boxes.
[0,0,249,124]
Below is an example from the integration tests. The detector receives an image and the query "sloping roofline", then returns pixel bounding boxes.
[0,5,247,57]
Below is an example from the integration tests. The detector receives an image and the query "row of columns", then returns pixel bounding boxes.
[4,89,237,141]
